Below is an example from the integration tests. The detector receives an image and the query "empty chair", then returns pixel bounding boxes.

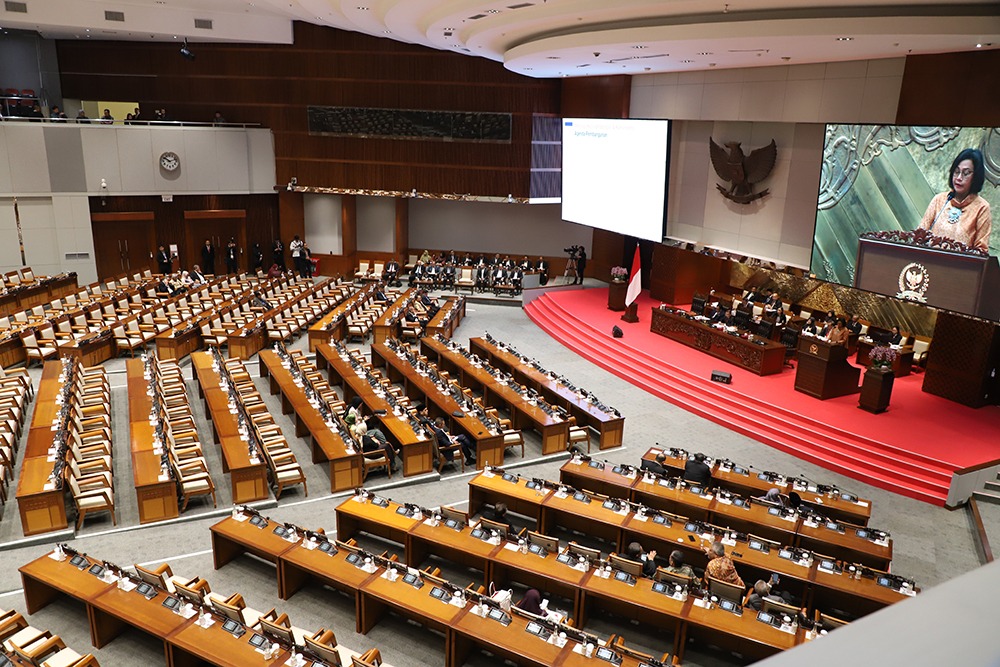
[170,456,217,512]
[351,648,383,667]
[21,331,58,367]
[68,476,115,530]
[304,629,341,666]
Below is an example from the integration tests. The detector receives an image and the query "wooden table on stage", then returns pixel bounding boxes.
[316,342,434,477]
[420,336,570,455]
[126,359,180,524]
[191,352,270,504]
[856,339,914,377]
[426,296,466,339]
[16,362,69,536]
[639,447,872,526]
[370,342,506,470]
[258,351,363,492]
[469,337,624,450]
[650,307,786,376]
[794,335,861,399]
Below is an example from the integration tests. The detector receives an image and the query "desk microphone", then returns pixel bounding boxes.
[927,191,955,233]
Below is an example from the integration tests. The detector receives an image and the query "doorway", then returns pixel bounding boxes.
[184,210,248,275]
[91,212,156,280]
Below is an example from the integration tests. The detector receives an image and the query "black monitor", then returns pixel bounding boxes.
[691,294,706,315]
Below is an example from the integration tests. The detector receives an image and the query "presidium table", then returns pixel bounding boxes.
[650,307,786,376]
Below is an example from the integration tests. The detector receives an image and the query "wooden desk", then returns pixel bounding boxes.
[156,322,204,361]
[577,567,685,642]
[425,296,466,339]
[316,342,434,476]
[167,611,291,667]
[539,489,630,545]
[468,469,551,521]
[89,577,191,650]
[191,352,270,504]
[57,331,117,367]
[227,325,267,360]
[210,514,302,571]
[794,335,861,400]
[258,350,363,492]
[679,596,802,663]
[308,284,370,351]
[127,359,180,524]
[371,342,506,470]
[336,493,422,547]
[650,307,786,376]
[639,447,872,526]
[490,542,588,620]
[408,516,502,577]
[450,606,566,667]
[421,336,570,455]
[469,336,624,450]
[16,361,69,536]
[372,289,416,345]
[278,538,378,602]
[358,568,465,641]
[856,339,914,377]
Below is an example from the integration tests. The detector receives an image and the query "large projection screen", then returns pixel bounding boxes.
[811,124,999,319]
[561,118,671,242]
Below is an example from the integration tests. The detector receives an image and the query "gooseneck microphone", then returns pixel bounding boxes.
[928,191,956,233]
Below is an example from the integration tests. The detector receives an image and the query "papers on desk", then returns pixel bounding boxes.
[554,489,569,499]
[858,500,870,507]
[117,578,138,592]
[633,514,648,522]
[482,469,496,479]
[721,537,737,547]
[233,512,249,522]
[178,605,198,619]
[569,457,583,466]
[693,597,711,609]
[43,482,56,491]
[196,613,215,629]
[158,474,170,482]
[503,542,520,552]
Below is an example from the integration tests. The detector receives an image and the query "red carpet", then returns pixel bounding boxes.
[525,288,1000,505]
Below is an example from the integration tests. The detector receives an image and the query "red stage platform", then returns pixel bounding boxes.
[526,288,1000,505]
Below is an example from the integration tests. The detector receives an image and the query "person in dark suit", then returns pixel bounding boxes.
[384,258,400,285]
[683,453,712,486]
[625,542,658,577]
[537,257,549,286]
[519,256,533,270]
[201,239,215,274]
[481,502,513,532]
[510,267,524,293]
[641,452,669,476]
[225,238,239,274]
[574,247,588,285]
[251,243,264,272]
[272,239,285,270]
[889,325,903,345]
[802,317,818,335]
[156,245,172,274]
[190,265,206,284]
[409,261,425,285]
[475,264,490,292]
[846,314,863,335]
[431,417,475,468]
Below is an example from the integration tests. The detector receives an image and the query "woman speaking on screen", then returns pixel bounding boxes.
[918,147,992,252]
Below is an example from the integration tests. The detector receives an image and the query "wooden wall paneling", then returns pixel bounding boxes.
[90,212,156,280]
[922,312,1000,408]
[58,22,561,199]
[89,195,278,273]
[897,51,1000,127]
[589,229,627,281]
[183,210,248,274]
[560,76,632,119]
[395,198,409,259]
[649,244,730,305]
[278,191,306,247]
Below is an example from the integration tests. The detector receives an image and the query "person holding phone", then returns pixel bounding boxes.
[746,577,787,611]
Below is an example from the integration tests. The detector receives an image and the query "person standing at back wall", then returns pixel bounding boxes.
[289,235,305,277]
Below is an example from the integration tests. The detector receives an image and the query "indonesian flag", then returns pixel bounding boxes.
[625,244,642,307]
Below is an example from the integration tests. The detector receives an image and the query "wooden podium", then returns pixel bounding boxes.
[855,238,1000,320]
[794,336,861,400]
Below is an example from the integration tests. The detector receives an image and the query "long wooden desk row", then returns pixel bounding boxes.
[257,349,363,492]
[370,340,507,470]
[15,361,72,536]
[308,282,380,351]
[17,549,346,667]
[464,471,908,617]
[469,335,624,450]
[315,341,435,477]
[211,512,689,666]
[420,336,571,455]
[637,447,872,526]
[372,288,419,345]
[191,351,270,504]
[0,272,78,317]
[558,457,889,569]
[425,296,466,339]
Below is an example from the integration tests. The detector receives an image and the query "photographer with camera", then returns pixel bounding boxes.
[564,245,587,285]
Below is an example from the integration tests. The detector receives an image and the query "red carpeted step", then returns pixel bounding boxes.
[526,295,952,505]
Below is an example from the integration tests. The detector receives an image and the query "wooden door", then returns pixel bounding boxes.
[184,210,247,275]
[91,212,156,280]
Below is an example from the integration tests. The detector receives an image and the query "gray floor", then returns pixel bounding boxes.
[0,293,986,667]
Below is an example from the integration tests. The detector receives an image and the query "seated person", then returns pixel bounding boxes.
[189,264,206,284]
[624,542,658,577]
[361,419,399,472]
[641,452,669,476]
[889,325,903,346]
[772,308,787,326]
[704,541,744,588]
[664,550,696,580]
[267,263,283,278]
[516,589,546,615]
[431,416,475,467]
[746,579,788,611]
[683,453,712,486]
[384,259,400,285]
[802,317,818,335]
[519,256,534,270]
[481,502,513,532]
[404,306,428,329]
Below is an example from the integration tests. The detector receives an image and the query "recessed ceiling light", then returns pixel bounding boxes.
[357,6,368,9]
[680,59,693,63]
[486,9,500,13]
[836,37,853,41]
[632,45,647,49]
[976,43,982,48]
[697,52,712,56]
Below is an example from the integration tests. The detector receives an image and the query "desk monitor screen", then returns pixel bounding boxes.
[819,559,839,573]
[502,472,518,483]
[614,570,636,586]
[248,633,267,648]
[684,522,700,534]
[596,646,624,665]
[525,621,550,640]
[756,611,776,626]
[487,607,512,626]
[688,486,702,495]
[70,555,87,568]
[249,515,266,528]
[161,596,180,610]
[718,599,742,615]
[556,552,573,565]
[841,492,858,502]
[732,498,747,508]
[430,586,448,600]
[88,563,106,578]
[572,491,590,503]
[856,529,870,539]
[588,460,604,469]
[221,619,246,637]
[877,576,894,588]
[272,525,289,538]
[748,539,769,553]
[767,506,781,516]
[135,582,157,599]
[652,514,669,525]
[371,496,390,508]
[395,505,411,516]
[811,124,1000,321]
[318,540,335,554]
[346,553,361,565]
[732,466,748,475]
[402,573,425,589]
[602,499,620,511]
[826,521,842,531]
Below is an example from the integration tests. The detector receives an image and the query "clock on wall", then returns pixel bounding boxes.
[159,151,180,172]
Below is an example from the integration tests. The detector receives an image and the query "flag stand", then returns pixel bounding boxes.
[620,302,639,323]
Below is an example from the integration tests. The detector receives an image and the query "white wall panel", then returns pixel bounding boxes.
[304,194,343,255]
[0,131,14,193]
[5,126,50,193]
[182,129,221,192]
[0,200,21,268]
[356,196,396,253]
[80,127,122,193]
[116,129,156,193]
[247,129,277,193]
[216,130,251,192]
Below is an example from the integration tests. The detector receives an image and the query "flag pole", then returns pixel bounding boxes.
[621,242,641,323]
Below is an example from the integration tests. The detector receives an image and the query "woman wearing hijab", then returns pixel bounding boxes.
[516,589,545,615]
[344,396,364,426]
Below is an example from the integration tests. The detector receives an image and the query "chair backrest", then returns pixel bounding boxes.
[478,517,509,535]
[609,553,643,577]
[304,630,340,665]
[173,580,207,606]
[655,568,694,587]
[762,598,800,617]
[818,612,849,630]
[258,614,294,644]
[707,575,745,603]
[209,596,247,624]
[439,506,467,525]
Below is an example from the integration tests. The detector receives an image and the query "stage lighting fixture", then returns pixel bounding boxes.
[179,39,195,61]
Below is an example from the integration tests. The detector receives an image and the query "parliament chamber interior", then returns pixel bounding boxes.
[1,2,1000,667]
